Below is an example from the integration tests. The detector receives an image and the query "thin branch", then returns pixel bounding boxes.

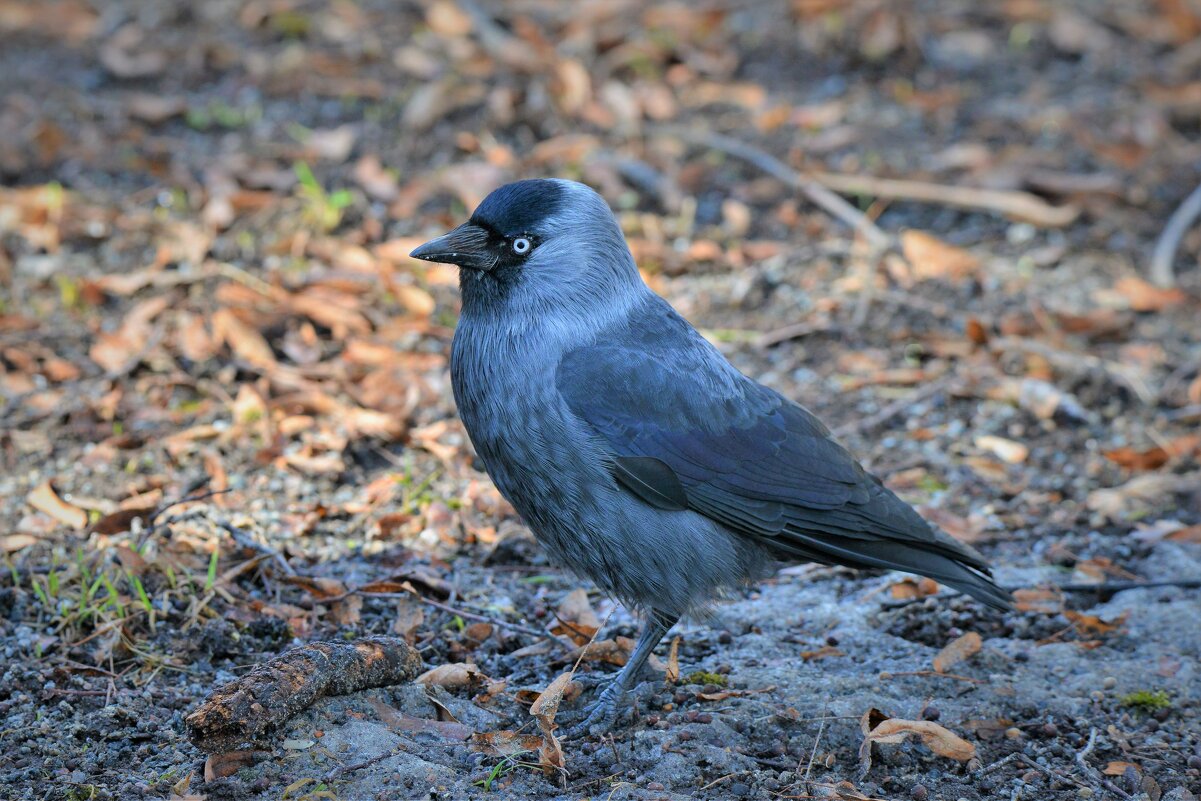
[833,375,956,438]
[809,171,1081,228]
[664,127,893,251]
[1150,180,1201,288]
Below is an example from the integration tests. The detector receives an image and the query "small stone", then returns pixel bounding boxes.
[922,706,940,721]
[718,631,733,644]
[912,783,929,801]
[677,731,694,742]
[1089,690,1105,702]
[1102,676,1117,690]
[1042,723,1059,737]
[1077,788,1094,798]
[1005,727,1023,740]
[1187,755,1201,770]
[647,782,665,791]
[697,713,712,724]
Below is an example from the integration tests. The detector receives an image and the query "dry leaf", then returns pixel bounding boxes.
[1103,434,1201,472]
[889,577,941,600]
[1104,761,1142,776]
[1,534,39,553]
[470,730,544,757]
[1064,610,1127,636]
[27,481,87,529]
[212,308,276,370]
[665,636,681,683]
[859,707,975,774]
[933,631,982,673]
[529,672,572,780]
[551,588,600,645]
[901,230,980,281]
[801,644,846,662]
[1087,471,1201,520]
[1113,276,1188,312]
[415,662,486,689]
[204,750,256,781]
[974,434,1029,464]
[1013,588,1064,614]
[562,637,632,667]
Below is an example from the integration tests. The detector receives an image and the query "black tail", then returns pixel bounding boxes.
[772,529,1013,611]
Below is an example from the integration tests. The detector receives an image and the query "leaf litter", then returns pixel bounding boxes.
[2,0,1201,799]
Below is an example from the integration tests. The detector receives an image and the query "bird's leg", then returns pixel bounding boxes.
[563,610,677,738]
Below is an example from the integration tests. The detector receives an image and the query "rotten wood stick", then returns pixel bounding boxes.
[185,636,423,752]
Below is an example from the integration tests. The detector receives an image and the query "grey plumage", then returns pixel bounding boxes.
[411,178,1011,734]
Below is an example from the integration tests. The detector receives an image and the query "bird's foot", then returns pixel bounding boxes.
[561,680,627,739]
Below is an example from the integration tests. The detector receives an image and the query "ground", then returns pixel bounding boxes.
[2,1,1201,800]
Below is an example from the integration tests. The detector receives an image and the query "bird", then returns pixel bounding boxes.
[410,178,1011,735]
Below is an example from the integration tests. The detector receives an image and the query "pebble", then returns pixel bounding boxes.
[647,782,665,791]
[911,783,929,801]
[1005,727,1023,739]
[1077,788,1093,798]
[1102,676,1117,689]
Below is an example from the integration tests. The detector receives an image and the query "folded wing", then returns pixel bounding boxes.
[556,311,1010,611]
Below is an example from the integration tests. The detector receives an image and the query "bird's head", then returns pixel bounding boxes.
[410,179,643,318]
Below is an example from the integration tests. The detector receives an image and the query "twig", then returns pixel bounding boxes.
[699,771,750,792]
[1045,578,1201,593]
[833,375,955,438]
[879,670,987,684]
[990,336,1156,404]
[1150,180,1201,287]
[217,521,296,577]
[802,716,827,783]
[323,744,409,781]
[665,128,893,251]
[321,584,575,648]
[808,171,1081,227]
[1075,727,1135,800]
[758,320,838,349]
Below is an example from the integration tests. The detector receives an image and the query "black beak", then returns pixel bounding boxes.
[409,223,494,271]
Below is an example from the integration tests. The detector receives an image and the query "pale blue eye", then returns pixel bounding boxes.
[512,237,531,255]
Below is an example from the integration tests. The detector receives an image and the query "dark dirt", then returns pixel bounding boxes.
[3,1,1201,800]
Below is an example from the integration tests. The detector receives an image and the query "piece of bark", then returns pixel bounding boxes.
[186,636,423,752]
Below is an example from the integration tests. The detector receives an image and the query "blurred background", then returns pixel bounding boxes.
[2,1,1200,799]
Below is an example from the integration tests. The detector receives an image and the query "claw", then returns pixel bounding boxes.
[561,681,626,739]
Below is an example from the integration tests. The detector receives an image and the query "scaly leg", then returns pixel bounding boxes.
[563,610,677,738]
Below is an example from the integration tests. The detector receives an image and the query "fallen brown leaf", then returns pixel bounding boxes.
[551,588,600,645]
[1113,276,1188,312]
[27,480,87,529]
[415,662,487,690]
[801,644,846,662]
[974,434,1029,464]
[1103,434,1201,472]
[1012,588,1064,614]
[889,577,941,600]
[932,631,982,673]
[1064,610,1128,636]
[901,230,981,281]
[859,707,975,774]
[529,672,571,781]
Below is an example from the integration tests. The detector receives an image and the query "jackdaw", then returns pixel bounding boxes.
[411,178,1011,734]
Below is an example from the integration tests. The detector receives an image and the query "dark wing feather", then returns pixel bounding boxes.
[557,308,1010,611]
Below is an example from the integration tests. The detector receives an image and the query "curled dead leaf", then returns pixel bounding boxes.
[529,672,572,780]
[859,707,975,775]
